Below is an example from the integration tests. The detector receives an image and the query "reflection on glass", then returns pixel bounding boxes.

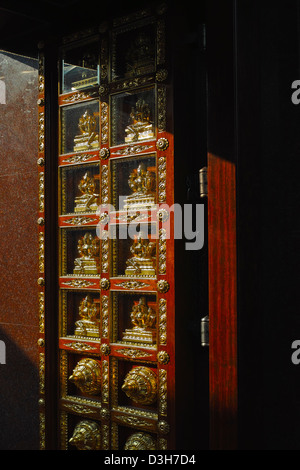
[62,42,99,93]
[111,88,155,146]
[60,101,99,154]
[111,22,156,81]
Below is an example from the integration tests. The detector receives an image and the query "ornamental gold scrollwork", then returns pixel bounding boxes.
[69,420,101,450]
[122,366,157,405]
[101,164,109,205]
[158,156,166,203]
[158,298,167,345]
[69,358,101,395]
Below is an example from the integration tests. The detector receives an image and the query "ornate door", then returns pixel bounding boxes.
[37,4,208,451]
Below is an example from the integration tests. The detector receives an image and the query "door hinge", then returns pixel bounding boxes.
[199,167,208,198]
[201,315,209,347]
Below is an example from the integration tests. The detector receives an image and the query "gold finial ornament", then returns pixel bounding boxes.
[73,232,100,275]
[74,110,99,152]
[74,295,100,338]
[74,172,99,213]
[124,432,156,450]
[122,366,157,405]
[69,358,101,395]
[123,163,156,210]
[69,420,101,450]
[122,297,156,344]
[125,99,154,143]
[125,232,156,277]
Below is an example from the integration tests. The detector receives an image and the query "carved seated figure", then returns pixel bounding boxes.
[73,109,99,152]
[123,163,156,210]
[74,172,99,213]
[73,232,100,275]
[125,231,156,277]
[74,295,100,338]
[125,99,154,143]
[122,296,156,344]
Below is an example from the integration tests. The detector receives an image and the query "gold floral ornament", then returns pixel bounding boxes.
[124,432,156,450]
[122,366,157,405]
[157,350,170,365]
[100,343,111,356]
[69,420,101,450]
[100,278,110,290]
[73,232,100,275]
[157,279,169,293]
[156,137,169,151]
[69,358,101,395]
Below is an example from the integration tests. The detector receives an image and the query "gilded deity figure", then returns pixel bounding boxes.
[125,231,156,277]
[74,295,100,338]
[124,163,156,210]
[125,99,154,143]
[122,297,156,344]
[73,232,100,275]
[74,172,99,213]
[74,110,99,152]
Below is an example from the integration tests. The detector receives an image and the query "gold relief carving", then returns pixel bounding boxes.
[102,360,109,403]
[159,369,167,416]
[115,280,150,290]
[69,358,101,395]
[116,348,152,359]
[63,402,96,415]
[156,69,168,82]
[39,292,45,333]
[157,351,169,365]
[124,163,156,210]
[73,232,100,275]
[64,216,97,226]
[158,228,166,275]
[122,297,156,345]
[157,18,166,66]
[116,212,148,223]
[38,172,44,212]
[37,157,44,166]
[62,152,98,165]
[158,298,167,345]
[74,172,99,213]
[157,85,166,132]
[62,279,96,288]
[62,91,98,103]
[100,278,110,290]
[102,423,109,450]
[158,156,166,203]
[39,353,45,394]
[37,217,44,226]
[100,407,110,420]
[60,351,68,397]
[37,338,45,347]
[124,432,156,450]
[125,232,156,277]
[69,420,101,450]
[101,230,109,273]
[157,208,169,222]
[101,164,109,205]
[101,102,108,144]
[115,415,150,429]
[64,341,95,352]
[158,438,168,450]
[74,295,100,338]
[100,343,110,356]
[38,112,45,152]
[100,147,110,160]
[156,137,168,151]
[121,366,157,405]
[39,232,44,273]
[101,295,109,338]
[157,420,170,435]
[111,76,153,93]
[125,99,154,143]
[114,144,152,156]
[37,277,45,286]
[39,411,45,450]
[157,279,169,293]
[73,110,99,152]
